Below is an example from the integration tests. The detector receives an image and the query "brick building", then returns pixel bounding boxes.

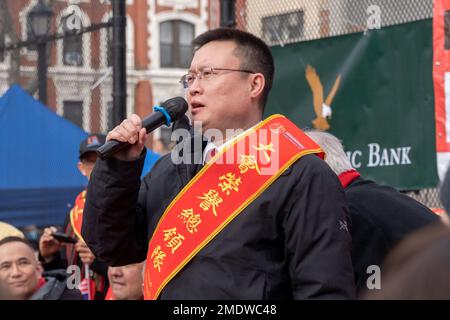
[0,0,221,133]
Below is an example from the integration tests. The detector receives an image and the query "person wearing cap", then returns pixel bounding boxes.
[38,134,109,300]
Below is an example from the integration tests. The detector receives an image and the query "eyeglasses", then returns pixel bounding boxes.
[179,67,255,89]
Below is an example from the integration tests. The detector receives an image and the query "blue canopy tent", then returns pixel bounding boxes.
[0,85,88,228]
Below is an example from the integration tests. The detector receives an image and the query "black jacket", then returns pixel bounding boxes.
[82,139,355,299]
[30,270,83,300]
[346,177,440,294]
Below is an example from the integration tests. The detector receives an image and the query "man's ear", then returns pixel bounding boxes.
[249,73,265,100]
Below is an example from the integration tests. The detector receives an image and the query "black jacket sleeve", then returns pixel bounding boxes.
[284,156,356,299]
[82,151,149,266]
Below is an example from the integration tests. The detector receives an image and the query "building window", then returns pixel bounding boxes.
[160,20,194,68]
[262,10,305,45]
[63,34,83,66]
[63,100,83,128]
[445,11,450,50]
[0,32,5,62]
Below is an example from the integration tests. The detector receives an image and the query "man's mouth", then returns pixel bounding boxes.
[111,281,125,287]
[9,281,27,287]
[190,101,205,111]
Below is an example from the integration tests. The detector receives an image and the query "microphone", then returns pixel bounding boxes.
[96,97,188,159]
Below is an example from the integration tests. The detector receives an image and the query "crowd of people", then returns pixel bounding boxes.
[1,27,449,300]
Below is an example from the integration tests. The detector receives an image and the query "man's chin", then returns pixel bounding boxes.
[191,113,204,124]
[112,290,127,300]
[192,118,212,134]
[9,287,33,300]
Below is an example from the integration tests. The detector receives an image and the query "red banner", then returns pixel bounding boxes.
[69,190,86,241]
[434,0,450,152]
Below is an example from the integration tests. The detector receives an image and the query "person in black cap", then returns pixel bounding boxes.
[38,134,109,300]
[77,134,106,178]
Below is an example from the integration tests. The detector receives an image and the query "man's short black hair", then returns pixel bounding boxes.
[0,236,34,251]
[192,28,274,109]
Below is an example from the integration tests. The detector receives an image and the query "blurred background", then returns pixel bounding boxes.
[0,0,445,233]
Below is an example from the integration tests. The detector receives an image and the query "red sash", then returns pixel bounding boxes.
[69,190,86,241]
[68,190,103,300]
[105,287,115,300]
[143,114,324,299]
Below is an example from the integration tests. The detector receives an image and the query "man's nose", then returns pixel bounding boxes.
[10,264,22,278]
[188,76,203,96]
[110,267,123,278]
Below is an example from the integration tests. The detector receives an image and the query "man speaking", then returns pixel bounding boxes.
[82,28,355,300]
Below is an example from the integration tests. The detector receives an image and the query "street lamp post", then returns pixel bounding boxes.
[28,0,53,105]
[112,0,127,128]
[36,41,48,105]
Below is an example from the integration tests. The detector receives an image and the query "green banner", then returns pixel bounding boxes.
[266,20,438,190]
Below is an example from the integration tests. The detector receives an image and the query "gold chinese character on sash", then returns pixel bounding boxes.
[73,191,86,220]
[218,172,242,195]
[150,245,166,272]
[239,155,261,174]
[178,209,202,234]
[197,189,223,216]
[163,228,185,254]
[252,142,275,162]
[74,207,83,220]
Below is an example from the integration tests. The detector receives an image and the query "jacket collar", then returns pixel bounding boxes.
[338,169,361,188]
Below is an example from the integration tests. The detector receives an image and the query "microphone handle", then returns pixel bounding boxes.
[96,112,166,160]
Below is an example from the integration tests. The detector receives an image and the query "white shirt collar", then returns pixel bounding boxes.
[202,123,260,165]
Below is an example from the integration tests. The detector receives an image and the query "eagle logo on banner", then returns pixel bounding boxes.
[305,65,342,131]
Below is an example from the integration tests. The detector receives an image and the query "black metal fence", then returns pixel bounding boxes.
[0,0,444,210]
[234,0,432,45]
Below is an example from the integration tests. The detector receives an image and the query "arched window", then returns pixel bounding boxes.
[56,5,90,68]
[160,20,194,68]
[63,34,83,66]
[63,100,83,128]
